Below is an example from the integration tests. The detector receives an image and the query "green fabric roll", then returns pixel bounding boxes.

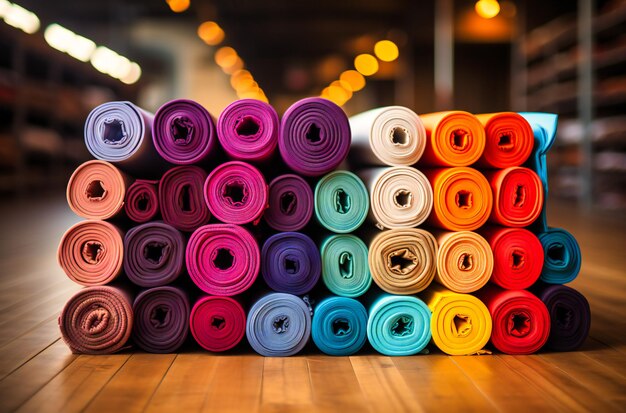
[314,170,369,233]
[321,234,372,298]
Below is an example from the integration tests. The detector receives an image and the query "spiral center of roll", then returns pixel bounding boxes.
[509,312,531,337]
[82,241,103,264]
[151,306,170,327]
[455,190,473,209]
[332,318,351,336]
[171,116,194,144]
[86,180,106,201]
[391,315,414,337]
[450,129,469,151]
[272,315,290,333]
[391,127,409,146]
[211,316,226,330]
[213,248,234,270]
[458,253,474,271]
[83,307,109,334]
[513,184,526,208]
[498,132,514,151]
[284,257,299,274]
[144,242,167,264]
[555,304,573,329]
[305,123,321,143]
[547,243,566,264]
[136,194,150,211]
[102,118,127,144]
[235,116,261,137]
[334,189,351,214]
[394,190,412,208]
[339,252,353,279]
[453,314,472,337]
[388,249,418,274]
[511,250,525,269]
[179,185,192,212]
[223,181,248,206]
[279,191,297,215]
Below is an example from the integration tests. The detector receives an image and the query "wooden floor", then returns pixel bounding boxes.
[0,195,624,413]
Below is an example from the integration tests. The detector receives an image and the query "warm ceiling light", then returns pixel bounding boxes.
[3,2,39,34]
[197,21,224,46]
[340,70,366,92]
[374,40,399,62]
[214,46,238,68]
[230,69,252,89]
[221,56,244,74]
[354,54,379,76]
[475,0,500,19]
[121,63,142,85]
[166,0,189,13]
[320,87,331,99]
[328,84,350,106]
[331,80,353,100]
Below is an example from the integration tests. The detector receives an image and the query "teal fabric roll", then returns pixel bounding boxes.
[539,228,581,284]
[311,296,368,356]
[314,170,369,233]
[367,294,431,356]
[320,235,371,298]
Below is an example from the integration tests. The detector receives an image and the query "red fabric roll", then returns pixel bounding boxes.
[190,296,246,352]
[159,165,211,232]
[485,167,544,227]
[125,179,160,223]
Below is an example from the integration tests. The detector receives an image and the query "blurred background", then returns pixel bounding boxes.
[0,0,624,209]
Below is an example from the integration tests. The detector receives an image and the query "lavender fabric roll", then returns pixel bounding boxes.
[264,174,314,231]
[217,98,279,161]
[132,286,190,353]
[262,232,321,294]
[153,99,216,165]
[279,97,351,176]
[159,165,211,232]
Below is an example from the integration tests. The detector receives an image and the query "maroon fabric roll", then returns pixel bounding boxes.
[125,179,160,223]
[159,165,211,232]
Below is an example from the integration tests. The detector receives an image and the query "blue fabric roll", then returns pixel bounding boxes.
[538,228,581,284]
[246,292,311,356]
[311,296,368,356]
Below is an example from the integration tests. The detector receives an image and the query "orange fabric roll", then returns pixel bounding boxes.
[67,160,130,220]
[419,111,486,167]
[486,167,544,227]
[426,167,493,231]
[475,113,534,168]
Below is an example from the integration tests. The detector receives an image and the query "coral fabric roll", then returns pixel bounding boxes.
[59,285,133,354]
[58,220,124,286]
[534,284,590,351]
[153,99,216,165]
[132,286,190,353]
[246,293,312,357]
[186,224,260,296]
[349,106,426,166]
[538,228,582,284]
[482,227,543,290]
[279,97,351,176]
[264,174,313,231]
[475,113,534,168]
[125,179,159,223]
[261,232,321,295]
[204,161,268,225]
[321,235,371,298]
[314,171,369,233]
[422,285,492,355]
[361,167,433,229]
[486,167,544,227]
[477,286,551,354]
[434,231,493,293]
[67,160,129,220]
[368,228,437,295]
[367,294,431,356]
[419,111,486,167]
[159,165,211,232]
[425,167,493,231]
[190,296,246,352]
[123,222,185,287]
[217,98,279,161]
[312,296,368,356]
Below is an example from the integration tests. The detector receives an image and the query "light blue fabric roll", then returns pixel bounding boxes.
[320,234,371,298]
[538,228,581,284]
[311,296,368,356]
[314,170,369,233]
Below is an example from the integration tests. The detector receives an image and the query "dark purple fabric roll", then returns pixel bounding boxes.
[159,165,211,232]
[132,286,190,353]
[264,174,313,231]
[278,97,351,176]
[261,232,321,294]
[153,99,216,165]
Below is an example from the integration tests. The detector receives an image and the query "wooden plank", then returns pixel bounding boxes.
[261,357,314,413]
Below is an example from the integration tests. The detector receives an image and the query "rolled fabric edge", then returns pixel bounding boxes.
[159,165,211,232]
[312,296,368,356]
[486,167,544,227]
[314,170,369,233]
[125,179,160,223]
[538,228,582,284]
[264,174,313,232]
[475,112,534,168]
[321,234,372,298]
[190,295,246,352]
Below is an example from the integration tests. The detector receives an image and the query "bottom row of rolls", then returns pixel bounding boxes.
[59,284,590,357]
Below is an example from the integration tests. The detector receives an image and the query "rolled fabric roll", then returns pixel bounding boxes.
[152,98,216,165]
[368,228,437,295]
[538,228,581,284]
[246,292,312,356]
[312,296,368,356]
[58,220,124,286]
[367,294,431,356]
[261,232,321,295]
[477,286,550,355]
[475,112,534,168]
[123,222,185,287]
[348,106,426,166]
[125,179,159,223]
[360,167,433,229]
[66,160,129,220]
[425,167,493,231]
[419,111,486,167]
[320,234,371,298]
[434,231,493,293]
[159,165,211,232]
[59,285,133,354]
[217,98,279,161]
[534,284,590,351]
[482,227,543,290]
[422,285,492,355]
[279,97,351,176]
[186,224,260,296]
[190,295,246,352]
[132,286,189,353]
[204,161,268,225]
[314,170,369,233]
[486,167,544,227]
[264,174,313,231]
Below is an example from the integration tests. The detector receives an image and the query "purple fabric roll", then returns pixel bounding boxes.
[159,165,211,232]
[279,97,351,176]
[261,232,321,294]
[217,99,279,161]
[153,99,216,165]
[264,174,313,231]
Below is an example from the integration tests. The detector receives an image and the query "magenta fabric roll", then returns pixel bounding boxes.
[190,295,246,352]
[217,99,279,161]
[204,161,268,225]
[125,179,160,223]
[159,166,211,232]
[264,174,313,231]
[153,99,216,164]
[279,97,351,176]
[186,224,260,296]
